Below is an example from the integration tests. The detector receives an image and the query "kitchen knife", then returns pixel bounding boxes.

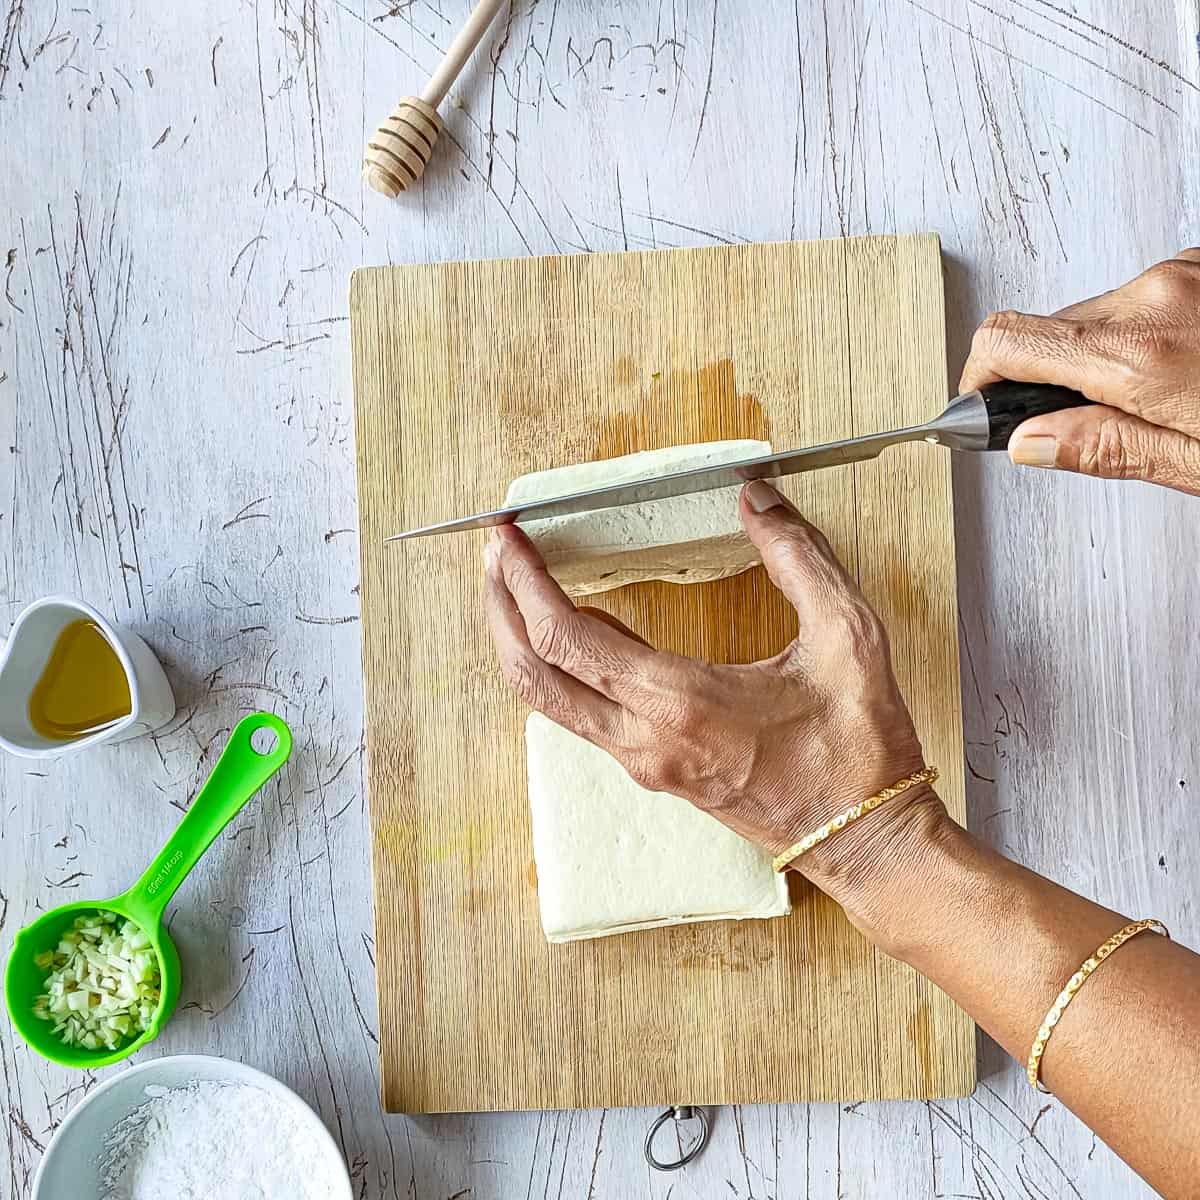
[386,381,1090,542]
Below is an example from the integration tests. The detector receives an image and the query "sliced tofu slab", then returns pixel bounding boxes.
[505,440,771,596]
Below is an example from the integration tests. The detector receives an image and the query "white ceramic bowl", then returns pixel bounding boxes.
[0,595,175,759]
[33,1055,352,1200]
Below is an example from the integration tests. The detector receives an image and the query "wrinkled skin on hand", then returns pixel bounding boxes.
[483,481,942,886]
[962,248,1200,494]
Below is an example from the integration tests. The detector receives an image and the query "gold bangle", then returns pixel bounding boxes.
[1027,918,1170,1092]
[771,765,939,873]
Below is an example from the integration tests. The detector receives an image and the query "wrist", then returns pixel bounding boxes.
[793,785,962,958]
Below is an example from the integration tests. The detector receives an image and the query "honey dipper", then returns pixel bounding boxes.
[363,0,507,197]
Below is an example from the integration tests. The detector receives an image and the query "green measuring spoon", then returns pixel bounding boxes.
[4,712,291,1068]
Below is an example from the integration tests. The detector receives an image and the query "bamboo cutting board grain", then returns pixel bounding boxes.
[350,234,974,1114]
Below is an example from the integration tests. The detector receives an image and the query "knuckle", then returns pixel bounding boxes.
[527,611,577,665]
[503,649,548,706]
[1077,416,1142,480]
[503,555,540,598]
[624,752,666,794]
[971,311,1010,357]
[647,753,691,796]
[1137,258,1200,306]
[1178,435,1200,484]
[527,612,627,688]
[839,601,888,660]
[973,310,1082,367]
[978,309,1018,340]
[640,690,700,736]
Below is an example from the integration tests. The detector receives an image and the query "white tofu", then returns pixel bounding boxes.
[525,713,791,943]
[505,440,771,597]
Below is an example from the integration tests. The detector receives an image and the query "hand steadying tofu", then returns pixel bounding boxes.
[484,478,932,911]
[507,442,792,942]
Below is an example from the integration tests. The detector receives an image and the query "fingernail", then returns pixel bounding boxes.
[745,480,785,513]
[1009,435,1058,469]
[483,536,499,570]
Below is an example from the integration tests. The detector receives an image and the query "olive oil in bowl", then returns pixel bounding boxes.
[28,620,132,740]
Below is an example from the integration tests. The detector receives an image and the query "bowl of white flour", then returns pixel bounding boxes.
[33,1054,352,1200]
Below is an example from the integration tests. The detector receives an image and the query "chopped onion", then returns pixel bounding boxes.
[32,911,160,1051]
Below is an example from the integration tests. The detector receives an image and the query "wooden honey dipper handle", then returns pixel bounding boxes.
[364,0,507,198]
[420,0,507,110]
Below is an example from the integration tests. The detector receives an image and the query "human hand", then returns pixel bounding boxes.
[483,480,947,905]
[960,249,1200,495]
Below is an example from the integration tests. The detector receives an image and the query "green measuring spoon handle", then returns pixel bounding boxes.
[124,713,292,926]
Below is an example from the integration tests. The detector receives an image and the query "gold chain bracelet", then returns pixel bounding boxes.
[1027,918,1170,1092]
[771,765,939,873]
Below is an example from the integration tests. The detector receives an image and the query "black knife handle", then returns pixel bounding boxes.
[982,381,1093,451]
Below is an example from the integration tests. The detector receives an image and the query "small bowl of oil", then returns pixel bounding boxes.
[0,596,175,759]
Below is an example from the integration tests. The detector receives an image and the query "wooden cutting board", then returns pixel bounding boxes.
[350,233,974,1114]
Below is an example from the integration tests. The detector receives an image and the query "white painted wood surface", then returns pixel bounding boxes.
[1,1,1197,1196]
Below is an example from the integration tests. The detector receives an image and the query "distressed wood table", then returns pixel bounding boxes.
[1,2,1197,1197]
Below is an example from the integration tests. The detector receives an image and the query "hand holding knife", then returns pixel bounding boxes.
[388,381,1091,542]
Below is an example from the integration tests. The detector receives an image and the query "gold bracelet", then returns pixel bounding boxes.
[771,765,939,873]
[1027,918,1170,1092]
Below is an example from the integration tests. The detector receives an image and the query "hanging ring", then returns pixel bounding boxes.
[644,1105,711,1171]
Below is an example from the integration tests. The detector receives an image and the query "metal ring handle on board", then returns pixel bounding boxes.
[644,1105,711,1171]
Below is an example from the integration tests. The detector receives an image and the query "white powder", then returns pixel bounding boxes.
[99,1079,347,1200]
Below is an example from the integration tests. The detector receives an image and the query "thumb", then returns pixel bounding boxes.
[1009,406,1200,496]
[738,481,860,619]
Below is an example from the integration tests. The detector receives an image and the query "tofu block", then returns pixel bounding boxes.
[525,713,791,943]
[505,440,771,596]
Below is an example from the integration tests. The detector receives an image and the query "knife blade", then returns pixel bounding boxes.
[386,381,1089,542]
